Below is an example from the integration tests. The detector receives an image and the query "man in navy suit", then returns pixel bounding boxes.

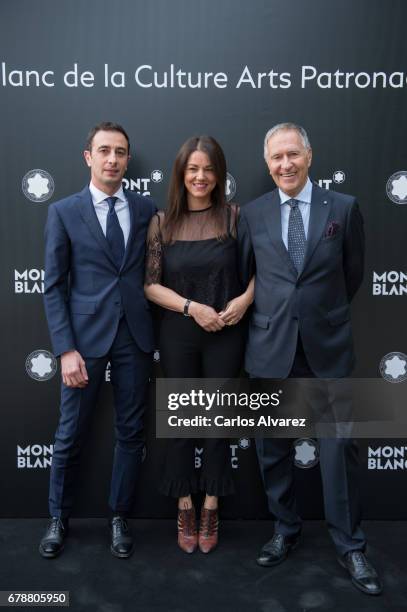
[239,123,382,595]
[39,122,156,559]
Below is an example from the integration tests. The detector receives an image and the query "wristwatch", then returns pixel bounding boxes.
[183,299,191,317]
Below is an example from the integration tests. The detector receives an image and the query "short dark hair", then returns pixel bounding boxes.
[86,122,130,152]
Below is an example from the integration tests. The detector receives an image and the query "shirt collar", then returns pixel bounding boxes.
[89,182,126,206]
[279,177,312,206]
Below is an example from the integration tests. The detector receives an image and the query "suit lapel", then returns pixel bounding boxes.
[121,189,140,270]
[300,183,331,274]
[263,190,297,276]
[75,186,118,268]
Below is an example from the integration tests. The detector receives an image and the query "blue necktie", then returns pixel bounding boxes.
[287,199,306,272]
[106,197,125,268]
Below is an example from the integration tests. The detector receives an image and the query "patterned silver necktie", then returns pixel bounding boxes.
[287,198,306,272]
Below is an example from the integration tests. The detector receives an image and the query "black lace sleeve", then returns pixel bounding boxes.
[145,212,163,285]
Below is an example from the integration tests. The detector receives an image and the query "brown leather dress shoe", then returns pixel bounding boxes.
[199,507,219,553]
[177,506,198,553]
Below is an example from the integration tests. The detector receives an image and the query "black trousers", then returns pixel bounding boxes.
[159,313,246,498]
[49,317,152,518]
[255,336,367,556]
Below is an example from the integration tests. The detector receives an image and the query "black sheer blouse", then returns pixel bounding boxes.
[145,205,242,311]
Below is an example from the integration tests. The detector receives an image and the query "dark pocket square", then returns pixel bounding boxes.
[324,221,341,238]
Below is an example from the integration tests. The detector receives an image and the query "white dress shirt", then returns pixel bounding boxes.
[279,177,313,249]
[89,182,130,247]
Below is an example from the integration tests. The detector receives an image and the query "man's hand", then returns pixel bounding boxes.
[61,350,88,388]
[189,302,225,332]
[219,294,251,326]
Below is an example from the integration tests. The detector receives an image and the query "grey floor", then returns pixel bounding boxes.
[0,520,405,612]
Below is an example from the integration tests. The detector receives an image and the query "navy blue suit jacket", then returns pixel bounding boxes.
[239,183,364,378]
[44,186,156,358]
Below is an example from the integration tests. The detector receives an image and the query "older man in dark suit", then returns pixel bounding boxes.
[39,122,155,559]
[239,123,382,595]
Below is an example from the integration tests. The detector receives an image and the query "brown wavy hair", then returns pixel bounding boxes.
[163,135,227,243]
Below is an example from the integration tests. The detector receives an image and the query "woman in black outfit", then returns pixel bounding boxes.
[144,136,253,554]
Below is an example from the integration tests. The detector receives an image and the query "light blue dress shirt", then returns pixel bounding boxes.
[279,177,313,249]
[89,182,130,247]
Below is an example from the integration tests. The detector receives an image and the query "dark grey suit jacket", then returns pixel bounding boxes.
[238,183,364,378]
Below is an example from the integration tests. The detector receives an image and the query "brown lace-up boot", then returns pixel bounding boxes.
[177,506,198,553]
[198,507,219,553]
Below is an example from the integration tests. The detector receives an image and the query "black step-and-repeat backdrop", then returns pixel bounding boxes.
[1,0,406,519]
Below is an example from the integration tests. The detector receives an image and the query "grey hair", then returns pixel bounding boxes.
[263,123,311,161]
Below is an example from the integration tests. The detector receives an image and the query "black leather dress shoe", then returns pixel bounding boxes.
[110,516,134,558]
[338,551,382,595]
[39,517,69,559]
[256,533,300,567]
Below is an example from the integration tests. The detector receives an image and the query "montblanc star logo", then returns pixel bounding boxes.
[379,352,407,383]
[391,176,407,200]
[333,170,345,184]
[28,174,49,198]
[22,169,55,203]
[151,170,163,183]
[225,172,237,202]
[238,438,251,450]
[294,438,319,468]
[25,350,57,381]
[386,172,407,205]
